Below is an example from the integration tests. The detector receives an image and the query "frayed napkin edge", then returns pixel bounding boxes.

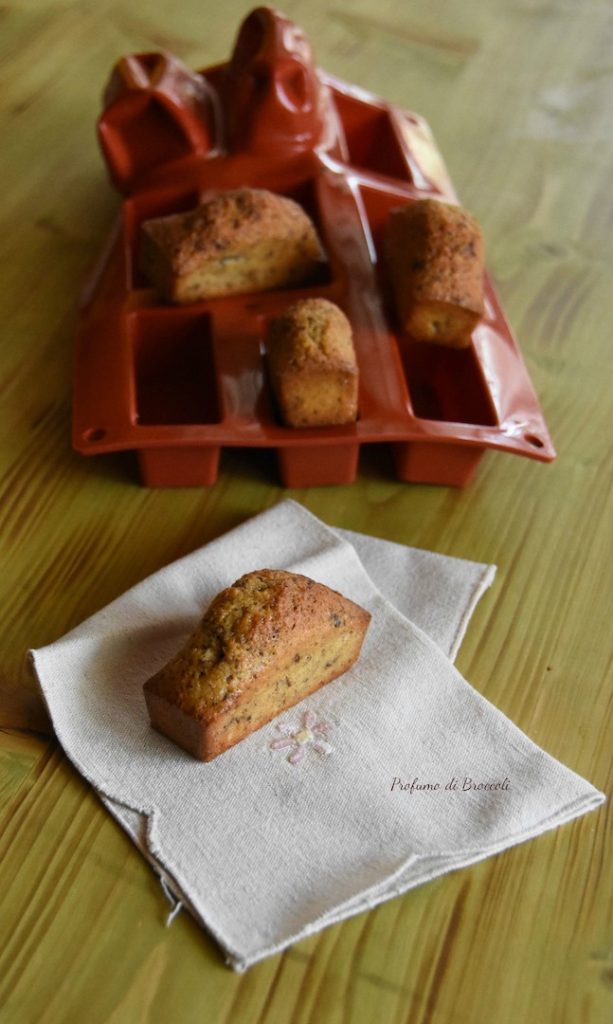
[71,691,605,976]
[222,789,605,971]
[97,785,604,974]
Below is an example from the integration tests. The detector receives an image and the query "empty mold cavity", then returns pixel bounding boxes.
[334,92,411,182]
[131,309,220,425]
[400,342,498,426]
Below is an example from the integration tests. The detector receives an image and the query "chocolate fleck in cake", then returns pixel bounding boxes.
[267,297,358,427]
[139,187,324,304]
[385,197,485,347]
[143,569,371,761]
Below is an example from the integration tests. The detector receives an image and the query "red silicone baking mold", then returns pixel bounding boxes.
[73,5,556,488]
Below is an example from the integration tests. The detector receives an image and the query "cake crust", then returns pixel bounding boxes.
[385,198,485,347]
[143,569,371,760]
[139,188,324,303]
[267,298,359,427]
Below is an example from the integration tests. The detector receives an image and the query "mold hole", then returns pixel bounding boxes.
[83,428,107,442]
[524,433,544,449]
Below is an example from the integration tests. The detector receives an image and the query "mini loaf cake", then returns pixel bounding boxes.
[143,569,371,761]
[267,297,359,427]
[385,198,485,348]
[138,187,324,304]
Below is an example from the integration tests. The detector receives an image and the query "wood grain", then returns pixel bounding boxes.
[0,1,611,1022]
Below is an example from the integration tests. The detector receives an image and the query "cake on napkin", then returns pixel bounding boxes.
[144,568,371,760]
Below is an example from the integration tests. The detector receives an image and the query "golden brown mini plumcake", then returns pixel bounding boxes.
[138,187,324,304]
[143,569,371,761]
[267,298,359,427]
[385,197,485,348]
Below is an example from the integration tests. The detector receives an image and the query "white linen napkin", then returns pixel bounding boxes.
[29,500,604,971]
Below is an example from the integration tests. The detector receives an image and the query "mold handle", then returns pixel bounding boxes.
[224,6,326,153]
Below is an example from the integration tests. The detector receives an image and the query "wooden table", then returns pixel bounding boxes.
[1,1,611,1021]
